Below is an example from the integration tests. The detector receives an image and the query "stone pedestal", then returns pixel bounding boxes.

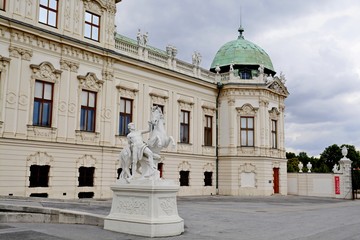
[104,179,184,237]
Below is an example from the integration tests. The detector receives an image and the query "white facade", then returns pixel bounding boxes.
[0,0,288,199]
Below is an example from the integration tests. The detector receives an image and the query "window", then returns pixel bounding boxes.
[80,90,96,132]
[78,167,95,187]
[239,69,252,79]
[204,171,213,186]
[119,98,132,136]
[271,120,277,149]
[158,163,163,178]
[0,0,5,11]
[240,117,254,146]
[39,0,58,27]
[179,170,189,186]
[180,110,190,143]
[33,80,53,127]
[204,115,212,146]
[84,11,100,41]
[29,165,50,187]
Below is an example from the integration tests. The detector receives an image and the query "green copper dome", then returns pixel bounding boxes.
[210,28,274,73]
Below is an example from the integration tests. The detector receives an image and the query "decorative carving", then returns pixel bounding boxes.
[6,92,17,104]
[203,163,214,172]
[27,151,54,165]
[116,197,147,216]
[239,163,256,173]
[30,62,62,83]
[18,94,28,106]
[160,197,176,215]
[117,86,138,99]
[102,69,114,81]
[77,72,104,92]
[178,100,193,111]
[76,131,100,143]
[267,80,289,96]
[269,107,280,120]
[59,101,67,112]
[60,59,79,72]
[9,46,33,60]
[178,161,191,171]
[68,103,76,114]
[236,103,258,115]
[83,0,103,15]
[77,154,97,167]
[101,108,112,119]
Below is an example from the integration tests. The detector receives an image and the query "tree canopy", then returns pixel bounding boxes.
[287,144,360,173]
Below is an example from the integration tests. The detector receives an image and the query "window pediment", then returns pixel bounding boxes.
[30,62,62,83]
[78,72,103,92]
[236,104,258,115]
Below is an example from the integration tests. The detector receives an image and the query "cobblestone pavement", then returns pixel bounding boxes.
[1,195,360,240]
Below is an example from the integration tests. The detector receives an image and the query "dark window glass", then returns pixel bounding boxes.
[78,167,95,187]
[84,11,100,41]
[29,165,50,187]
[80,90,96,132]
[271,120,277,149]
[240,117,254,146]
[204,115,212,146]
[39,0,58,27]
[119,98,133,136]
[180,110,190,143]
[239,69,252,79]
[204,171,213,186]
[158,163,163,178]
[33,81,53,127]
[179,170,189,186]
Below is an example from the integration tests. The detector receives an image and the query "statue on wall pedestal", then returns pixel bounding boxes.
[118,106,175,183]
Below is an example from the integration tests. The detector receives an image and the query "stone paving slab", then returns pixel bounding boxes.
[1,195,360,240]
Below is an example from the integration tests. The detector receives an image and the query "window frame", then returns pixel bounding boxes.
[38,0,59,28]
[33,80,54,127]
[84,11,100,42]
[80,90,97,132]
[204,115,213,146]
[240,116,255,147]
[179,170,190,186]
[29,165,50,188]
[180,110,190,143]
[78,166,95,187]
[271,119,278,149]
[204,171,213,186]
[119,98,133,136]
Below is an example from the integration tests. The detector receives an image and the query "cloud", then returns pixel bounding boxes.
[115,0,360,156]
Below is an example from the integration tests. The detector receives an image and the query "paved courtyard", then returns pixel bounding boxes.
[0,195,360,240]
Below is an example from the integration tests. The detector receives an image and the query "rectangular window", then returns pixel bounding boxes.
[179,170,189,186]
[29,165,50,187]
[204,115,212,146]
[180,110,190,143]
[33,80,53,127]
[240,117,254,146]
[78,167,95,187]
[80,90,96,132]
[204,171,213,186]
[84,11,100,41]
[0,0,6,11]
[271,120,277,149]
[119,98,133,136]
[39,0,58,27]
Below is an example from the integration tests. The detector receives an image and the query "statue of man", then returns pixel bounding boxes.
[127,122,157,178]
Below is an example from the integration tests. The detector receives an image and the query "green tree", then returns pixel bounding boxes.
[287,158,299,172]
[320,144,342,171]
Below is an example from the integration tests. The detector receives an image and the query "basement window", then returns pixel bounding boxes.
[179,170,189,186]
[204,171,213,186]
[29,165,50,187]
[78,167,95,187]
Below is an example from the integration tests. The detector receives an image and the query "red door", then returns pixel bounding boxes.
[273,168,280,194]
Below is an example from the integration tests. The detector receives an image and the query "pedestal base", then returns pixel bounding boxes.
[104,179,184,237]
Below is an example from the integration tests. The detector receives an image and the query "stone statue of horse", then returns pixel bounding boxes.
[147,106,175,165]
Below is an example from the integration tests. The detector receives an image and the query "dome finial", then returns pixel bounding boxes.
[238,7,244,39]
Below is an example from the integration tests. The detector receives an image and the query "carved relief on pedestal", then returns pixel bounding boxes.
[159,197,176,216]
[115,196,148,216]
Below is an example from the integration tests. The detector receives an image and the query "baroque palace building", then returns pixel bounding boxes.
[0,0,289,199]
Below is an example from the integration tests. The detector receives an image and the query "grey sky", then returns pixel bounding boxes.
[115,0,360,156]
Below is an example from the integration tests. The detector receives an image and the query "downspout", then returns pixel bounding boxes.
[216,81,223,195]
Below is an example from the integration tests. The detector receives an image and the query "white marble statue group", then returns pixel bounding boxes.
[118,106,175,182]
